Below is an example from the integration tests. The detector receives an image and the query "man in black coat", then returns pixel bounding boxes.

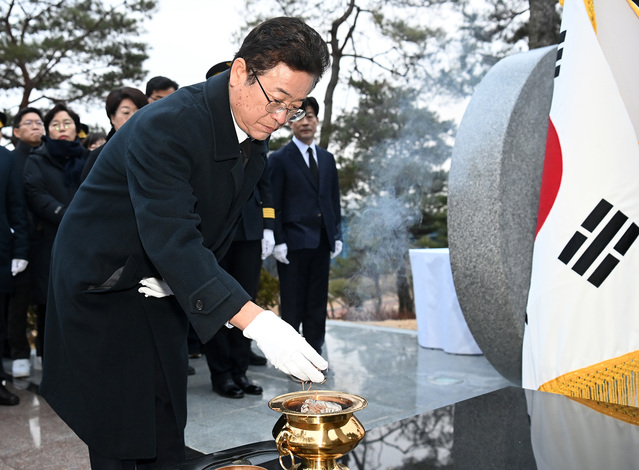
[203,166,275,398]
[268,97,343,355]
[39,17,330,469]
[0,145,29,405]
[8,107,43,379]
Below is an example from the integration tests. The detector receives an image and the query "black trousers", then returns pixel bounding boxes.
[8,281,31,360]
[276,231,331,354]
[203,239,261,385]
[88,354,185,469]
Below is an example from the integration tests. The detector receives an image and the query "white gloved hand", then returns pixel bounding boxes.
[11,259,28,276]
[261,229,275,260]
[330,240,343,259]
[273,243,289,264]
[138,277,173,298]
[243,310,327,382]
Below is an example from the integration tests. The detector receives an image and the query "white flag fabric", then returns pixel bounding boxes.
[523,0,639,408]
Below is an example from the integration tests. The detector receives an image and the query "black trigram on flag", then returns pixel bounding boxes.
[558,199,639,287]
[555,30,567,78]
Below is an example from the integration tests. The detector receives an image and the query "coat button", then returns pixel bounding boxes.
[195,299,204,311]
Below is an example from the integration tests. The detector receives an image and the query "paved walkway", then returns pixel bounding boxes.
[1,320,512,469]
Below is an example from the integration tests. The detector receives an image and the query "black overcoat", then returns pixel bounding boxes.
[22,141,87,303]
[39,71,268,459]
[0,146,29,293]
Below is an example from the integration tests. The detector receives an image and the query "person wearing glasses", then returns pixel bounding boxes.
[39,17,330,469]
[7,107,44,379]
[23,103,88,367]
[268,96,343,357]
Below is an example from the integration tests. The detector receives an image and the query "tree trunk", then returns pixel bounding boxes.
[397,260,414,317]
[528,0,561,49]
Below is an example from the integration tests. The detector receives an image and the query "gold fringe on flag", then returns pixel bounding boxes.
[569,396,639,426]
[540,350,639,410]
[583,0,596,33]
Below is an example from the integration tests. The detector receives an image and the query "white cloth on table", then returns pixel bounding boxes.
[409,248,482,355]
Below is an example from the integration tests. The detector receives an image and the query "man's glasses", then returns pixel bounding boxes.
[50,120,73,131]
[251,69,306,122]
[20,120,44,128]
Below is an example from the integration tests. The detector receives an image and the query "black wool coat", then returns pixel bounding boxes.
[0,146,29,293]
[39,71,268,459]
[22,140,88,303]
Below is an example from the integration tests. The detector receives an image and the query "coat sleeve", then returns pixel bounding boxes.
[124,105,250,343]
[7,156,29,260]
[267,150,287,245]
[257,162,275,232]
[329,152,343,242]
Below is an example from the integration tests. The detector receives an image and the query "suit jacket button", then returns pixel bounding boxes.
[195,299,204,311]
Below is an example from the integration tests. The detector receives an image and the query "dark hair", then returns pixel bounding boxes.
[12,107,43,128]
[83,131,107,149]
[105,87,148,119]
[234,17,330,89]
[43,104,81,136]
[302,96,319,117]
[145,76,179,97]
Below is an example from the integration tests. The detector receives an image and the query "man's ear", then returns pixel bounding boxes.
[229,58,248,88]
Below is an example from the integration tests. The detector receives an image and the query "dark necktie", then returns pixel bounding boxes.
[308,147,319,184]
[240,138,251,167]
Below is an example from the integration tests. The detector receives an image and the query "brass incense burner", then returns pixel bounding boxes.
[268,391,367,470]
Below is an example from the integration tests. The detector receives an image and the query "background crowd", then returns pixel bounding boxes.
[0,75,181,405]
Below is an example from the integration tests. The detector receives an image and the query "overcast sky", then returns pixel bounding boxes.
[79,0,244,128]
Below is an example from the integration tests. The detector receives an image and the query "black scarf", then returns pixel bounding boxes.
[42,136,86,188]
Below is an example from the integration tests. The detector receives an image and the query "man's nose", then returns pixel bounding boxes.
[273,111,288,126]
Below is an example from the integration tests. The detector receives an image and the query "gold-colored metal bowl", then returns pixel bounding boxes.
[269,391,367,470]
[215,466,267,470]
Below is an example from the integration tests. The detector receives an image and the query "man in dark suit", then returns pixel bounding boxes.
[39,17,330,470]
[268,97,343,355]
[203,166,275,398]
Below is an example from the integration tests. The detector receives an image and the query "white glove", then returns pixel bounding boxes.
[330,240,343,259]
[243,310,327,382]
[261,229,275,260]
[273,243,289,264]
[11,259,28,276]
[138,277,173,298]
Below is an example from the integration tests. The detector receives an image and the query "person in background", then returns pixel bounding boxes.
[202,61,274,399]
[145,76,179,103]
[8,107,43,378]
[0,144,29,405]
[23,103,89,363]
[268,96,343,356]
[40,17,330,469]
[83,132,107,151]
[81,86,148,181]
